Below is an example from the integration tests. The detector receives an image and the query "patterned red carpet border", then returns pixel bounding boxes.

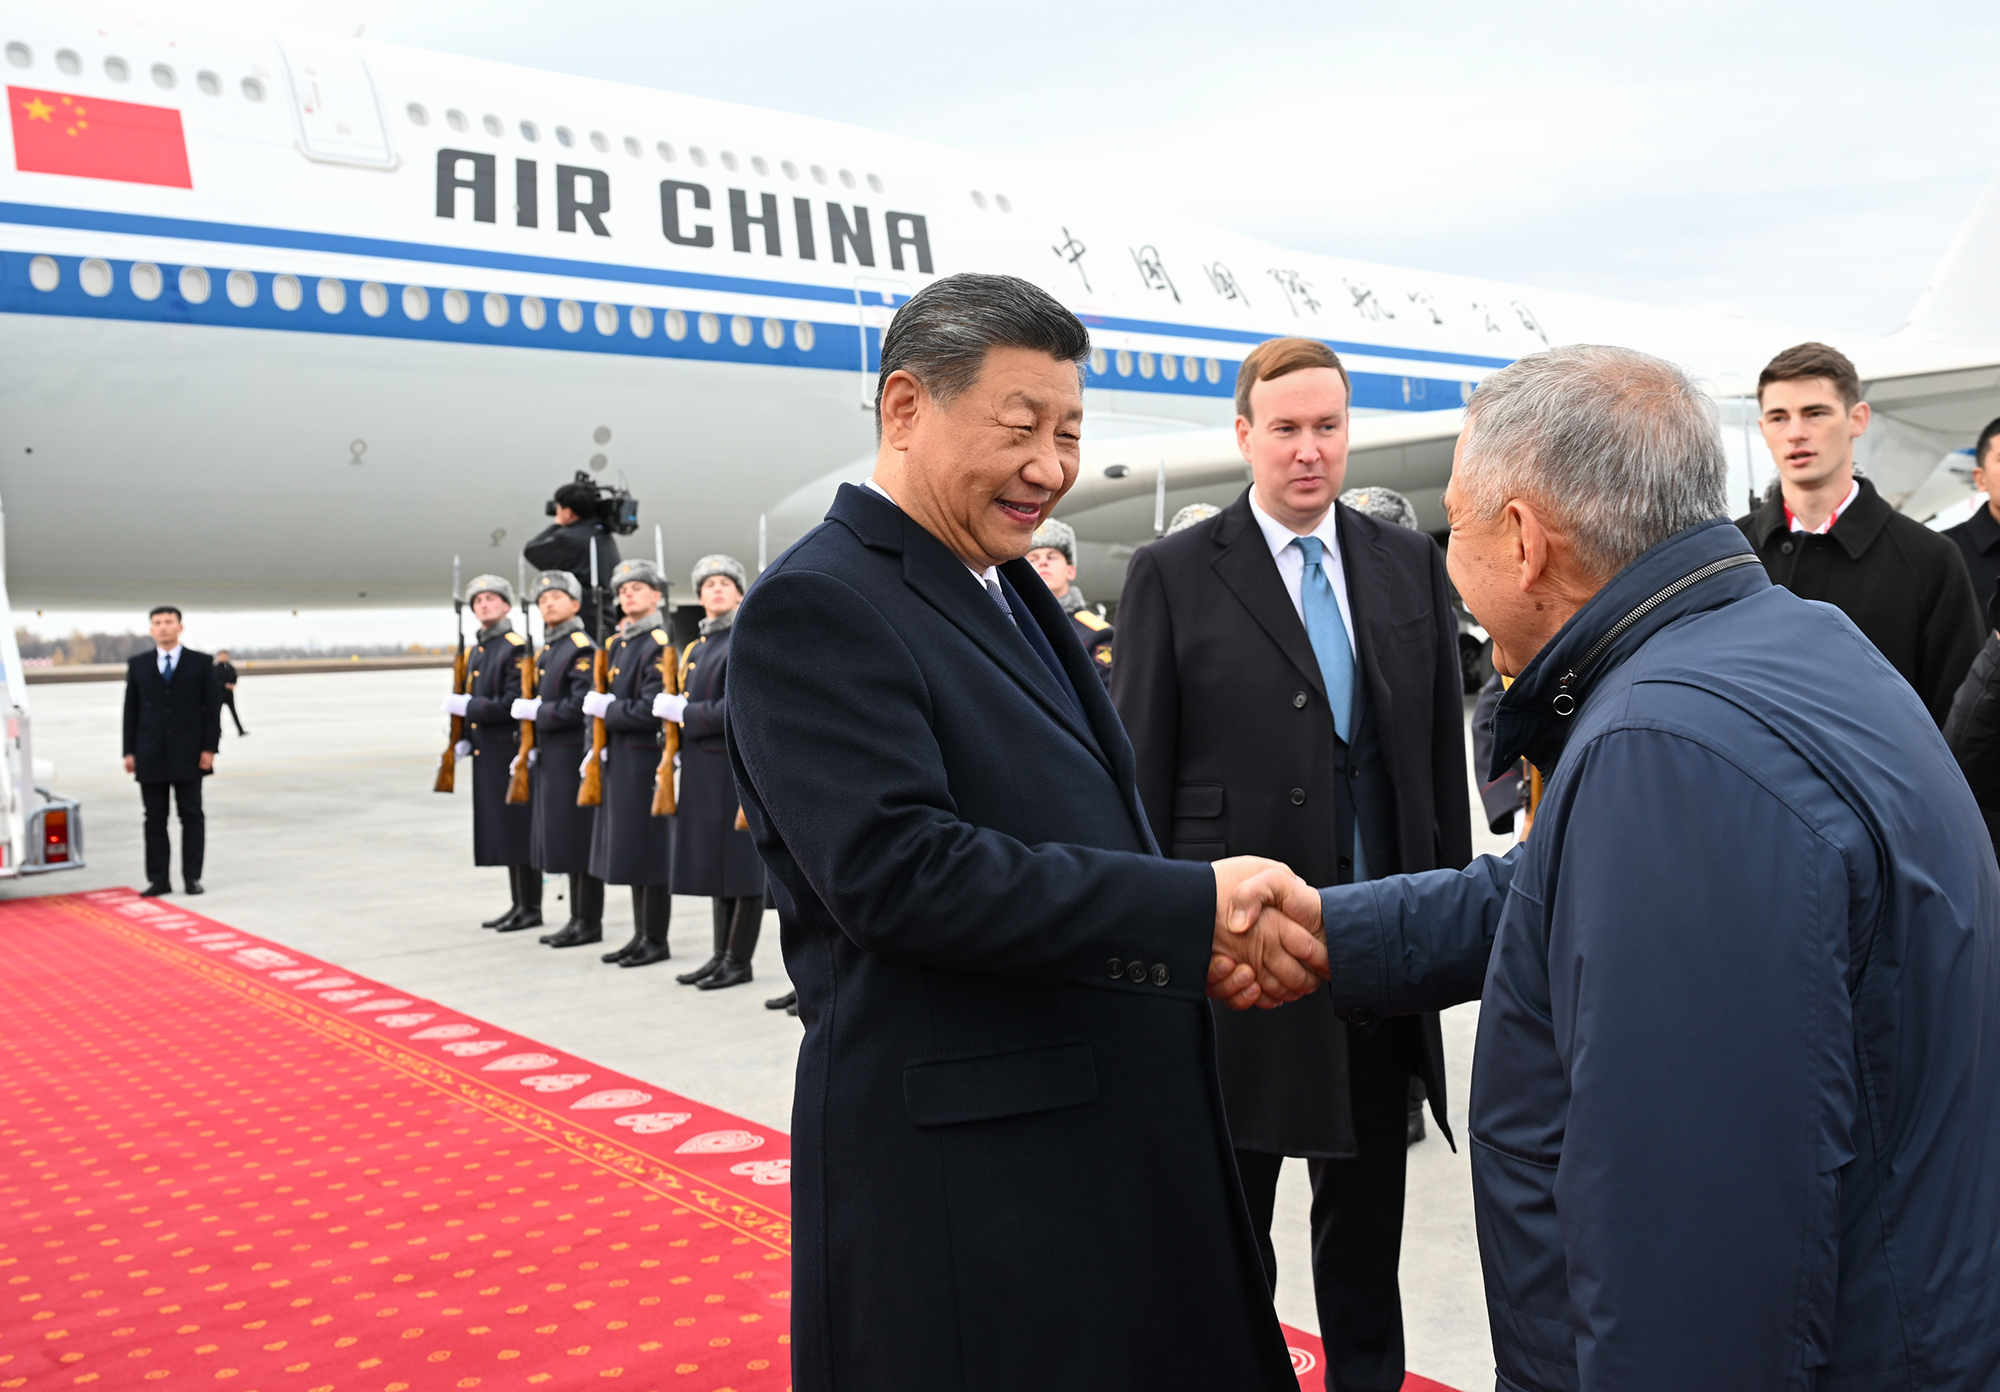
[0,889,1456,1391]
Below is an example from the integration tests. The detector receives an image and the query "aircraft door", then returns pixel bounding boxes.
[277,39,397,169]
[852,276,911,408]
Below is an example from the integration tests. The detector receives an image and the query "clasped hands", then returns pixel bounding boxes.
[1207,858,1329,1011]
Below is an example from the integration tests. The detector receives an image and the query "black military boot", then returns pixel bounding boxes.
[698,894,763,990]
[620,885,674,968]
[543,873,586,944]
[676,899,732,984]
[543,875,603,948]
[764,990,797,1011]
[482,867,525,929]
[497,867,544,931]
[600,881,645,963]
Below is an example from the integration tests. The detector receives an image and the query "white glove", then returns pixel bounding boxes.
[510,697,542,720]
[601,746,610,762]
[581,691,614,719]
[672,752,682,769]
[527,748,539,767]
[653,693,688,722]
[578,751,594,778]
[454,739,472,759]
[442,693,471,717]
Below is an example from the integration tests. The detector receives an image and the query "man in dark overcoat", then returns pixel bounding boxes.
[666,553,766,990]
[1112,337,1470,1392]
[523,477,623,639]
[444,575,539,930]
[726,273,1328,1392]
[511,569,604,937]
[122,604,223,895]
[580,559,674,963]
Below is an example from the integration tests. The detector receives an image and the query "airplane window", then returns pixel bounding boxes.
[1089,348,1108,375]
[697,311,720,344]
[317,277,346,314]
[555,126,573,148]
[179,266,211,305]
[781,160,798,181]
[28,256,57,291]
[970,191,986,210]
[482,114,502,138]
[521,296,546,330]
[360,282,388,317]
[130,263,162,301]
[1205,358,1221,384]
[720,151,739,172]
[484,292,509,327]
[761,317,783,349]
[810,165,826,185]
[105,56,128,82]
[519,120,538,142]
[593,302,618,336]
[5,42,29,68]
[442,288,470,324]
[689,147,707,168]
[793,320,814,352]
[867,174,883,193]
[589,131,608,153]
[589,452,608,471]
[995,195,1012,214]
[838,169,855,189]
[402,285,429,320]
[79,259,112,297]
[623,136,641,158]
[558,299,583,332]
[241,77,265,102]
[152,63,174,89]
[751,155,768,177]
[1184,355,1200,381]
[1137,352,1155,379]
[629,305,653,337]
[407,103,428,126]
[447,109,467,132]
[226,270,257,307]
[197,71,220,96]
[56,49,79,75]
[657,142,675,162]
[272,274,302,310]
[730,315,752,347]
[1162,354,1178,382]
[1115,350,1132,377]
[664,309,687,341]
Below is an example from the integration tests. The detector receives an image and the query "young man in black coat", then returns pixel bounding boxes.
[122,604,222,895]
[1941,417,2000,616]
[442,575,539,930]
[511,570,604,938]
[1112,337,1471,1392]
[1736,341,1983,725]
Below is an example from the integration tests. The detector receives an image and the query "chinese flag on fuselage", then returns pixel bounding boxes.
[9,86,191,188]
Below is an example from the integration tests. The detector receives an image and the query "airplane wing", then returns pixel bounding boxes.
[1856,357,2000,519]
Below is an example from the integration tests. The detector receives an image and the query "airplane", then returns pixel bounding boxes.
[0,5,1997,627]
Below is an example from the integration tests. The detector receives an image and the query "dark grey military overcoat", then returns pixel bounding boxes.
[586,615,675,886]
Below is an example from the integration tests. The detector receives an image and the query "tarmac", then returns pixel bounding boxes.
[9,667,1508,1391]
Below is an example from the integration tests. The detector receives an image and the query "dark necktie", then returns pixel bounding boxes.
[984,575,1083,720]
[162,653,175,683]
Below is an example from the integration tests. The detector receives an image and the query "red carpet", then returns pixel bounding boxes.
[0,890,1459,1391]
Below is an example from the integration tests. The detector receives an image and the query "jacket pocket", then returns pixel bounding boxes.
[1391,613,1433,645]
[903,1041,1096,1128]
[1173,783,1224,818]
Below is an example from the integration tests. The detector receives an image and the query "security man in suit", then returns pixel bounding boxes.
[122,603,223,896]
[1112,337,1472,1392]
[512,570,605,940]
[441,574,540,930]
[1024,516,1114,684]
[524,477,623,639]
[581,558,676,964]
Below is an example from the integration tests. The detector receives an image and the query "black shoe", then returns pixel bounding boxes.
[139,882,171,897]
[764,990,797,1011]
[697,956,753,991]
[676,955,725,986]
[543,922,603,948]
[786,1001,799,1017]
[619,941,674,968]
[482,905,524,930]
[184,881,204,895]
[494,910,543,932]
[1407,1107,1427,1146]
[600,929,643,964]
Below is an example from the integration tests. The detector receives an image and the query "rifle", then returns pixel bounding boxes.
[577,647,609,807]
[651,636,680,816]
[434,555,465,793]
[506,639,536,805]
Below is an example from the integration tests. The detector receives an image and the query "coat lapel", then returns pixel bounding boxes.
[1210,494,1326,698]
[1336,506,1406,791]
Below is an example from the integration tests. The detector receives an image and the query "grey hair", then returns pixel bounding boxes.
[874,272,1090,440]
[1456,345,1727,577]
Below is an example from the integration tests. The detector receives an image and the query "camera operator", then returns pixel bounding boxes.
[525,476,623,638]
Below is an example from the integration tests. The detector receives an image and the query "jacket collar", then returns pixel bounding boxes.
[1491,519,1769,781]
[542,616,585,643]
[617,610,666,639]
[476,617,515,643]
[1744,474,1892,561]
[1958,500,2000,554]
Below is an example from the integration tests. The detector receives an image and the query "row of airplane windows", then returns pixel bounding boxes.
[2,40,265,101]
[1094,347,1225,385]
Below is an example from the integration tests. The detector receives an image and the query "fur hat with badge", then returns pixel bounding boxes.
[529,569,581,602]
[609,559,667,593]
[465,573,516,606]
[1029,517,1076,563]
[690,554,748,596]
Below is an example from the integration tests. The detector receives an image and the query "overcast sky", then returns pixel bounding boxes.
[37,0,1998,640]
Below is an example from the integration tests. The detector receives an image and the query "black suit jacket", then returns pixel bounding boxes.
[1112,490,1472,1153]
[726,484,1294,1392]
[123,648,222,783]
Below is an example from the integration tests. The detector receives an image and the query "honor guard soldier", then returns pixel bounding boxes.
[581,558,676,965]
[1024,516,1114,684]
[513,570,607,945]
[440,574,540,930]
[662,555,766,991]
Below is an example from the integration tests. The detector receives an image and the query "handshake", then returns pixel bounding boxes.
[1206,858,1328,1011]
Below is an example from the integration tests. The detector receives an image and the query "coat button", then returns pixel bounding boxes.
[1293,692,1307,708]
[1150,963,1170,987]
[1126,961,1147,984]
[1350,1008,1374,1026]
[1290,788,1306,805]
[1339,855,1352,871]
[1106,958,1124,979]
[1779,540,1795,555]
[1348,766,1360,779]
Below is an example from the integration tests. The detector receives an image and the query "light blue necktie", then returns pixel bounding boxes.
[1292,536,1353,742]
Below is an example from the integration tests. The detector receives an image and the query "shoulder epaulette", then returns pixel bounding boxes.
[504,631,526,646]
[571,631,593,648]
[650,630,667,644]
[1075,609,1110,632]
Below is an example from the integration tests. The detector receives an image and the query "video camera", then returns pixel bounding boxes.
[547,470,641,536]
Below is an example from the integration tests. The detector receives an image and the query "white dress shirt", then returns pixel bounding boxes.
[1246,491,1356,657]
[1786,478,1860,535]
[155,642,184,676]
[864,478,1000,590]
